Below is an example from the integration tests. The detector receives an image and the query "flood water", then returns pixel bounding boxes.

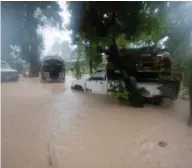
[1,76,192,168]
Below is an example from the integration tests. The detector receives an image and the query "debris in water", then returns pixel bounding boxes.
[158,141,167,147]
[48,154,53,167]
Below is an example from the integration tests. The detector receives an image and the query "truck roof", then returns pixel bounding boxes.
[41,56,65,63]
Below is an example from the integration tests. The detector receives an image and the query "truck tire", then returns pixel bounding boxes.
[73,85,84,91]
[15,77,19,82]
[40,77,45,83]
[130,93,145,108]
[59,78,65,83]
[126,76,145,108]
[152,96,163,105]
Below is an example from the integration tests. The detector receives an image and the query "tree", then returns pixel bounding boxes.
[1,1,63,76]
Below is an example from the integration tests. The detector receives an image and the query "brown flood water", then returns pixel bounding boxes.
[1,76,192,168]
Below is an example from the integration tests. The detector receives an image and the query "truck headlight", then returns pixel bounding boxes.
[59,72,64,77]
[44,72,49,77]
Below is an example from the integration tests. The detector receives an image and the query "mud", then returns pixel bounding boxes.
[1,76,192,168]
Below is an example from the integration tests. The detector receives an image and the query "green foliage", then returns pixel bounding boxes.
[74,61,81,78]
[108,81,130,100]
[116,35,128,48]
[72,38,104,76]
[112,92,129,100]
[86,40,103,70]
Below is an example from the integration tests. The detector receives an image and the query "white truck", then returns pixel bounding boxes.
[71,69,162,100]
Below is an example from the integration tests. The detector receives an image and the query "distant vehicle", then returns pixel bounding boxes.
[0,61,20,82]
[40,56,66,82]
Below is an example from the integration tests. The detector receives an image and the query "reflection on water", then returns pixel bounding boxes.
[1,77,192,168]
[41,75,74,94]
[41,83,65,94]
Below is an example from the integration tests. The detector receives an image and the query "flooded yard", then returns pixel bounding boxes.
[1,77,192,168]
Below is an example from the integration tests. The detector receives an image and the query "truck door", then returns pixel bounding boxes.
[85,70,107,94]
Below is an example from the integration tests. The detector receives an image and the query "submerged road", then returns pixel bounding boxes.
[1,76,192,168]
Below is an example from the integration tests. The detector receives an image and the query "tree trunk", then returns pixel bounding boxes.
[90,59,93,75]
[24,5,40,78]
[74,61,82,78]
[89,42,93,75]
[29,58,40,77]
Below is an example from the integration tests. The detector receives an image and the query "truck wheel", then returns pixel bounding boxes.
[14,76,19,82]
[59,78,65,83]
[73,85,84,91]
[152,96,163,105]
[16,77,19,81]
[130,94,145,108]
[40,76,46,83]
[40,78,44,83]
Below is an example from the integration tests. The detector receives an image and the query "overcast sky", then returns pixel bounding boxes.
[42,1,71,56]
